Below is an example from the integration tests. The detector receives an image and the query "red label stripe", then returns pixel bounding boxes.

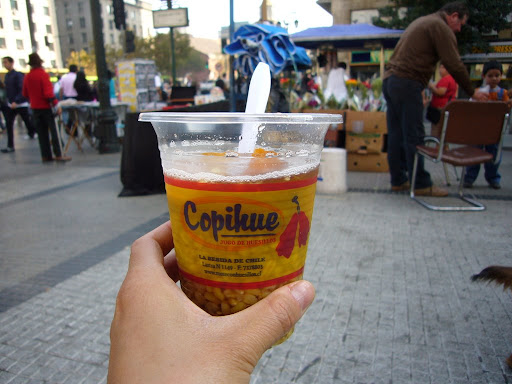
[165,175,317,191]
[179,267,304,290]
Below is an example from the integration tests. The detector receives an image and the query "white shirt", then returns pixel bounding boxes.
[324,68,348,103]
[60,72,78,98]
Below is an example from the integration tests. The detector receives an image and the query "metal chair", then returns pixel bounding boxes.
[428,121,459,186]
[410,100,510,211]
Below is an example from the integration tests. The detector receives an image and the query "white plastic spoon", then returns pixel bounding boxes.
[239,62,271,154]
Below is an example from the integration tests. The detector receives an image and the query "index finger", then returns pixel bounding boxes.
[129,221,174,270]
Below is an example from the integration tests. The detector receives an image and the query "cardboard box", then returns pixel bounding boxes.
[347,152,389,172]
[346,132,384,154]
[345,110,387,134]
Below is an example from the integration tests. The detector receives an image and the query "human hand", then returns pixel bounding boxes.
[56,106,62,116]
[107,221,315,384]
[472,90,489,101]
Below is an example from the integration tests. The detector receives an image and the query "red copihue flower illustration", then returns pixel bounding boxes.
[276,196,310,258]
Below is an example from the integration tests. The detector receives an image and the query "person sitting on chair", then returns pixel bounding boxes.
[464,60,511,190]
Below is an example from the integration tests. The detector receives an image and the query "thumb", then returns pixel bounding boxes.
[233,280,315,355]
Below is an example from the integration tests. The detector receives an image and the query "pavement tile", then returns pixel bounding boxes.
[4,375,33,384]
[0,371,17,383]
[1,126,512,383]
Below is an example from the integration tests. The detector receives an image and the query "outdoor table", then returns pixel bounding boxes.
[58,101,130,155]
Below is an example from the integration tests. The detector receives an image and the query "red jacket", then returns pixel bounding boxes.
[22,67,58,109]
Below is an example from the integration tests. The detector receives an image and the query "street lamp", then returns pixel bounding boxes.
[89,0,120,154]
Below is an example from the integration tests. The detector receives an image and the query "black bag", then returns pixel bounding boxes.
[426,104,441,124]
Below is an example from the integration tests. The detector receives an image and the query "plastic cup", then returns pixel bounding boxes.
[139,112,342,342]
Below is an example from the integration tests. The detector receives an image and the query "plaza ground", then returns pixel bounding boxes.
[0,123,511,383]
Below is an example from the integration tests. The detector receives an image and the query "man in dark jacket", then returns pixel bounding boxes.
[1,56,36,153]
[383,1,488,196]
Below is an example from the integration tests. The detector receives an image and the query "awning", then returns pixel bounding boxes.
[224,23,312,76]
[291,23,403,50]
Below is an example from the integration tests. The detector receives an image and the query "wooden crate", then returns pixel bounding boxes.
[347,152,389,172]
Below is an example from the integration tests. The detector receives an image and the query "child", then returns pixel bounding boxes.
[427,63,458,132]
[464,60,509,190]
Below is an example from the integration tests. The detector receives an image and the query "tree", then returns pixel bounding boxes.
[151,31,192,76]
[65,49,96,75]
[373,0,512,54]
[104,30,208,81]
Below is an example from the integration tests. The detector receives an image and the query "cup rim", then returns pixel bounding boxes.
[139,112,343,124]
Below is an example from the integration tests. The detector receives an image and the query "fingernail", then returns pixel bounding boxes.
[289,280,315,313]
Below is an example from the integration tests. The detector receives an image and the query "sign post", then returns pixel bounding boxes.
[154,5,189,84]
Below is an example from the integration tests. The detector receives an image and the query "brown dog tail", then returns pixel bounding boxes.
[471,266,512,291]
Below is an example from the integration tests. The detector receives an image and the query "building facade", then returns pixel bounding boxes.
[317,0,391,25]
[54,0,153,67]
[0,0,62,72]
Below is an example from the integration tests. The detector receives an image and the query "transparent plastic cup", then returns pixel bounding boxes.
[139,112,342,342]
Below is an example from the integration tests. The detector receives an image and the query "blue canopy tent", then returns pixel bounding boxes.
[291,24,403,77]
[224,23,312,77]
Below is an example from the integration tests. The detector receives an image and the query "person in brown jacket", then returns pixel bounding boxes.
[383,1,488,197]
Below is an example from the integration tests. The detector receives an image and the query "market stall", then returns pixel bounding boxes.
[291,23,403,78]
[289,24,403,172]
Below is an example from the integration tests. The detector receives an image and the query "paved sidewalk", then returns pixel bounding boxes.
[1,125,512,383]
[1,192,512,383]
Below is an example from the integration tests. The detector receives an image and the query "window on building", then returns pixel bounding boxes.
[64,2,68,14]
[82,33,87,43]
[19,58,26,67]
[43,6,49,16]
[16,39,23,49]
[110,34,114,44]
[13,20,21,30]
[106,5,113,15]
[46,25,52,34]
[0,38,5,48]
[0,18,3,29]
[69,34,74,44]
[66,18,73,30]
[130,11,135,19]
[80,17,86,28]
[51,60,56,68]
[48,42,54,51]
[109,20,113,30]
[78,2,83,13]
[11,1,18,11]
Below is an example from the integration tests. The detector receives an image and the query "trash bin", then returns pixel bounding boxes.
[317,148,347,194]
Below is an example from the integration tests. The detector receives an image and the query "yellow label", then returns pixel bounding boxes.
[165,174,317,289]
